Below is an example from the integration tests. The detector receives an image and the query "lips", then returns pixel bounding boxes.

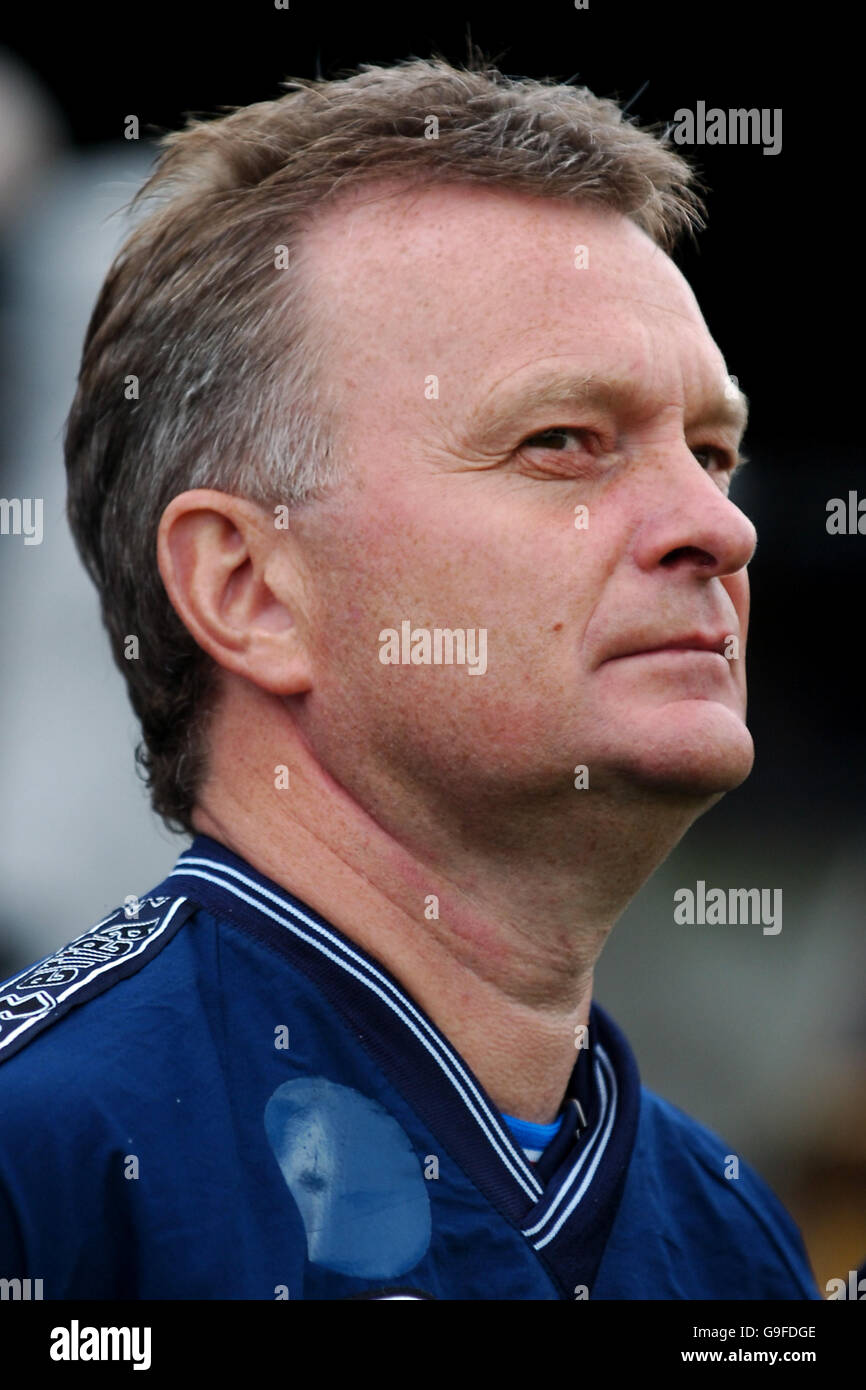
[604,633,732,661]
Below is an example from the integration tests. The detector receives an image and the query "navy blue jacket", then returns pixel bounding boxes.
[0,834,821,1300]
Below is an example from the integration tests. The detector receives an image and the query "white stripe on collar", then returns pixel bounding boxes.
[524,1045,617,1249]
[169,856,545,1201]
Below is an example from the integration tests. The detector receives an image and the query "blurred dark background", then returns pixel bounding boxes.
[0,0,863,1293]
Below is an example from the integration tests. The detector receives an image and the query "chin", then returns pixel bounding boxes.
[610,700,755,797]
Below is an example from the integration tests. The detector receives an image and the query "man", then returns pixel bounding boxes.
[0,55,820,1300]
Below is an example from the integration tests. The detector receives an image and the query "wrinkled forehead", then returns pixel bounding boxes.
[299,179,729,416]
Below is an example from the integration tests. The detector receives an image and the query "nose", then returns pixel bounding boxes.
[631,448,757,580]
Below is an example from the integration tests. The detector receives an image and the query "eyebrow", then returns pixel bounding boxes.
[464,367,750,445]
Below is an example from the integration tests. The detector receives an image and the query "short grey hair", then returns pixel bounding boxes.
[64,52,704,834]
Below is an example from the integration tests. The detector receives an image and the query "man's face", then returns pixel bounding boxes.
[286,183,756,829]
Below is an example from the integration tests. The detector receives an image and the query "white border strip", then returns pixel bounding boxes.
[0,897,189,1055]
[527,1046,619,1249]
[169,858,543,1201]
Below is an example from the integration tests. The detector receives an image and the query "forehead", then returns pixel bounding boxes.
[300,180,729,420]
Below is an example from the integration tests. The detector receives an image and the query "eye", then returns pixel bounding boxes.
[521,427,590,452]
[692,444,738,473]
[513,426,610,481]
[692,444,746,492]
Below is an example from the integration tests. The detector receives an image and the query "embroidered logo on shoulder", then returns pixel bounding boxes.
[0,895,196,1064]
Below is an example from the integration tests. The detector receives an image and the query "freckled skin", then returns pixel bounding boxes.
[167,181,758,1122]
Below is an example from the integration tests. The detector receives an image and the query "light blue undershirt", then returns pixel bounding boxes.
[502,1110,565,1159]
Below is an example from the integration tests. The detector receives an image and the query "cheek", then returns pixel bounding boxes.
[726,572,751,635]
[308,476,602,699]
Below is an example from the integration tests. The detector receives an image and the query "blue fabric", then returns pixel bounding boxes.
[501,1111,565,1153]
[0,833,823,1300]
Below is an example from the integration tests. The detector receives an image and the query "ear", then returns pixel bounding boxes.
[156,489,313,696]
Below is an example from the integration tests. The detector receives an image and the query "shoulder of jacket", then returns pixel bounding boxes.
[0,893,198,1066]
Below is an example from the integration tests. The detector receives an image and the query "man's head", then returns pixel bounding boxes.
[65,55,754,844]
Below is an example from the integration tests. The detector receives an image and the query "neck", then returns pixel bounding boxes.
[192,687,706,1123]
